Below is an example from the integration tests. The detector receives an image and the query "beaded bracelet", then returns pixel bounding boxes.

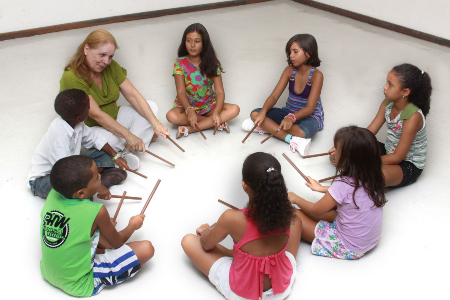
[185,106,195,115]
[284,113,296,122]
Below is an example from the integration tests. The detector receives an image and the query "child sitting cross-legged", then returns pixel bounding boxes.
[28,89,129,200]
[40,155,154,296]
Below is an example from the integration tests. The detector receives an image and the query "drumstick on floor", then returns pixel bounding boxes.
[125,167,147,179]
[146,150,175,167]
[213,124,217,135]
[167,136,185,152]
[261,130,279,144]
[301,152,329,159]
[141,179,161,214]
[318,175,338,183]
[282,153,311,184]
[112,191,127,221]
[111,195,142,200]
[218,199,239,210]
[242,124,257,143]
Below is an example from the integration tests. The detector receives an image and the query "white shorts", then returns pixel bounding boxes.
[208,252,297,300]
[90,100,159,153]
[92,244,141,295]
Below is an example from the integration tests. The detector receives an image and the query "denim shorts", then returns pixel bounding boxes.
[378,142,423,187]
[252,107,319,139]
[29,149,115,199]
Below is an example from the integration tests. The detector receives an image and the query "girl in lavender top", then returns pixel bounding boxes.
[289,126,387,259]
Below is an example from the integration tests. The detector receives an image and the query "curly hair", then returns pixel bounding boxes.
[285,34,321,67]
[54,89,89,122]
[243,152,296,235]
[50,155,94,199]
[333,126,387,208]
[392,63,432,116]
[177,23,223,78]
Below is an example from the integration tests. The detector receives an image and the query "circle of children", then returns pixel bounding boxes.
[30,23,431,298]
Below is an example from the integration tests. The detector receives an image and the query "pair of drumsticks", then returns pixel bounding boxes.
[112,179,161,221]
[123,136,184,179]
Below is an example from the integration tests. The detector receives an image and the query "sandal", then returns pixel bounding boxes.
[101,168,127,189]
[177,126,189,139]
[218,122,230,133]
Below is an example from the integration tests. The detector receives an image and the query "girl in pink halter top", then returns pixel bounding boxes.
[182,152,302,300]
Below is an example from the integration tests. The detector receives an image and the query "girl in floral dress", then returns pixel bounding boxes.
[289,126,387,259]
[166,23,239,138]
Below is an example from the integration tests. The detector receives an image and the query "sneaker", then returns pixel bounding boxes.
[241,118,267,134]
[289,136,311,156]
[101,168,127,189]
[122,152,140,170]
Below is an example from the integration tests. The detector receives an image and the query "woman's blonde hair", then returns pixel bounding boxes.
[65,29,119,87]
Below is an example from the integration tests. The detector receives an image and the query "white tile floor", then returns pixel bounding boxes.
[1,0,449,299]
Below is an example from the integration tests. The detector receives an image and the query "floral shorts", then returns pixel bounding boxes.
[311,220,364,260]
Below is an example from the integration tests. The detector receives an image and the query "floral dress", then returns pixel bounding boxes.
[173,56,221,115]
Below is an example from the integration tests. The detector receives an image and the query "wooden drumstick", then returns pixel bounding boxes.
[242,124,257,143]
[146,150,175,167]
[218,199,239,210]
[261,130,278,144]
[282,153,311,184]
[141,179,161,214]
[318,175,338,183]
[167,136,185,152]
[113,191,127,221]
[126,167,147,179]
[213,125,217,135]
[111,195,142,200]
[196,125,207,140]
[301,152,329,159]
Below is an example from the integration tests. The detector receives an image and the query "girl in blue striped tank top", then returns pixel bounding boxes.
[242,34,324,156]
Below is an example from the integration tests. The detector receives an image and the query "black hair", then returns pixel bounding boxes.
[333,126,386,208]
[54,89,89,122]
[243,152,296,234]
[50,155,94,199]
[285,34,321,67]
[177,23,224,78]
[392,63,432,116]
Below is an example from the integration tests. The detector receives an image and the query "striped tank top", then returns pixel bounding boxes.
[385,101,427,169]
[285,67,324,130]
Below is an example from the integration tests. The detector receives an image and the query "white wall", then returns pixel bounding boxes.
[312,0,450,40]
[0,0,235,34]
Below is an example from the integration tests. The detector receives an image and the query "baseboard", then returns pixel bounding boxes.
[0,0,272,41]
[292,0,449,48]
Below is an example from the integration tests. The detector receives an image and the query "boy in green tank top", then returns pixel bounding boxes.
[40,156,154,296]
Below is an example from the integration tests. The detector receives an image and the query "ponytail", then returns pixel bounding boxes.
[392,63,432,116]
[243,152,295,234]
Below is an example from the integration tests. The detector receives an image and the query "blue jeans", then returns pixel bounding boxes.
[29,149,115,199]
[252,107,319,139]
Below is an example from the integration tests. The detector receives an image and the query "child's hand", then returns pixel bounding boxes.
[129,214,145,230]
[115,157,128,170]
[187,109,198,128]
[254,111,266,127]
[110,218,118,227]
[305,176,323,192]
[288,192,298,205]
[97,184,112,200]
[196,223,211,236]
[280,117,293,131]
[212,113,222,128]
